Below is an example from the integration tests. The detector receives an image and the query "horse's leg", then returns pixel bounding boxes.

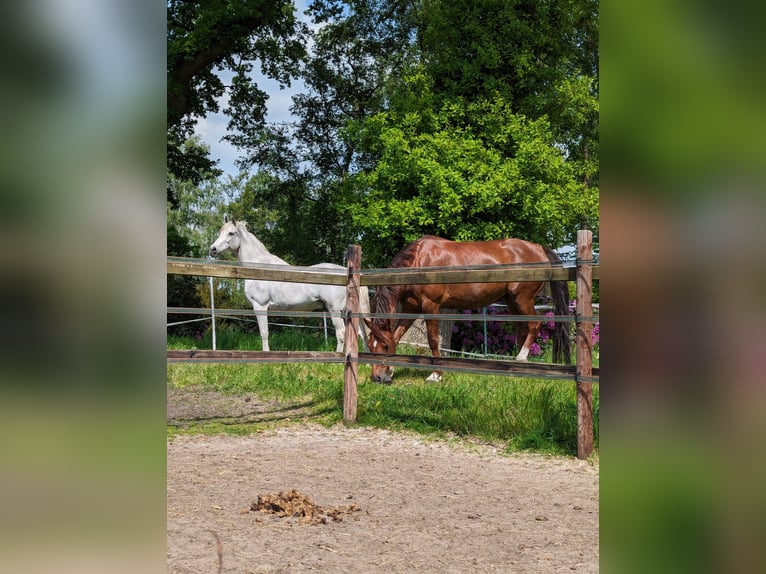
[391,317,416,344]
[253,304,270,352]
[512,285,542,361]
[329,313,345,353]
[424,316,443,382]
[416,301,443,381]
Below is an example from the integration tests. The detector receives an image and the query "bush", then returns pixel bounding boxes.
[451,302,599,358]
[167,222,204,337]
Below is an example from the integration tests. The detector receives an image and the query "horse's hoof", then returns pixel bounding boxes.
[425,373,442,382]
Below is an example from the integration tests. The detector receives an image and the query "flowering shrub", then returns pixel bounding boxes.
[570,299,600,348]
[451,302,599,358]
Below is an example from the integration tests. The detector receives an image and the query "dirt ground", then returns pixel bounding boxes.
[168,414,598,573]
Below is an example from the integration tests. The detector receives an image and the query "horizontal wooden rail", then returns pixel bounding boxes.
[166,349,598,383]
[167,350,344,363]
[167,307,343,318]
[166,306,591,324]
[167,258,348,285]
[167,256,598,285]
[359,353,599,381]
[360,266,597,286]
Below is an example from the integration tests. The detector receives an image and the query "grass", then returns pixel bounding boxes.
[167,325,599,457]
[168,321,338,352]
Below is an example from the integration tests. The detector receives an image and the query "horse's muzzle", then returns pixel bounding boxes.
[370,366,393,384]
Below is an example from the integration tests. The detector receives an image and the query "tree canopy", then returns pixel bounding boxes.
[167,0,598,267]
[166,0,307,205]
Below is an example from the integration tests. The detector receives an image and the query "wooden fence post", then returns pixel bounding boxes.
[343,245,361,424]
[576,230,594,459]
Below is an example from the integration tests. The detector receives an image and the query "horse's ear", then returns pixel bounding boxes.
[363,318,373,331]
[224,214,228,223]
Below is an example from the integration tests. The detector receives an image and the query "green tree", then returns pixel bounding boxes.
[167,0,599,269]
[228,0,419,264]
[167,220,204,336]
[418,0,599,225]
[348,81,597,265]
[418,0,598,150]
[343,0,598,264]
[166,0,307,204]
[167,163,258,257]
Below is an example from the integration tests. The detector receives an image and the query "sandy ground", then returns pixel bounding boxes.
[167,424,598,573]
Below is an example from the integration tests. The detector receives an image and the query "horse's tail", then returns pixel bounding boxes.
[544,247,572,364]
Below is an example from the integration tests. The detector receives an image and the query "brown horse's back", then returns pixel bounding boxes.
[406,235,548,268]
[394,236,549,310]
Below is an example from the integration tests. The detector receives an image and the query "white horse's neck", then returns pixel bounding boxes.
[235,223,287,265]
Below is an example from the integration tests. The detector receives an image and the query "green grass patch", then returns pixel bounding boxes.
[356,370,598,456]
[167,322,338,352]
[168,330,598,456]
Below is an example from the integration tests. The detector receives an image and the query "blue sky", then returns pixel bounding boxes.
[193,73,304,178]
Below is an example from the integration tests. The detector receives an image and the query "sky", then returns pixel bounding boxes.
[193,74,304,178]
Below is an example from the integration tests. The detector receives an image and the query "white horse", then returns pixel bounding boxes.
[208,219,369,352]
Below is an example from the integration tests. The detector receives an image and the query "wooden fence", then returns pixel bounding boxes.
[168,230,599,458]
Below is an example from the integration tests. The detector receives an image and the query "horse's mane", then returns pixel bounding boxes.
[235,220,254,241]
[370,285,400,329]
[371,238,425,329]
[234,220,277,259]
[389,238,422,269]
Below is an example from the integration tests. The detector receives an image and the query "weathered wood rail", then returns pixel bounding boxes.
[167,257,599,285]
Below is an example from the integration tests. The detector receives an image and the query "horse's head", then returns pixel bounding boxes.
[209,219,242,257]
[364,318,396,383]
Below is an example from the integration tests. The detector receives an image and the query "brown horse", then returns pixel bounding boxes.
[364,235,571,383]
